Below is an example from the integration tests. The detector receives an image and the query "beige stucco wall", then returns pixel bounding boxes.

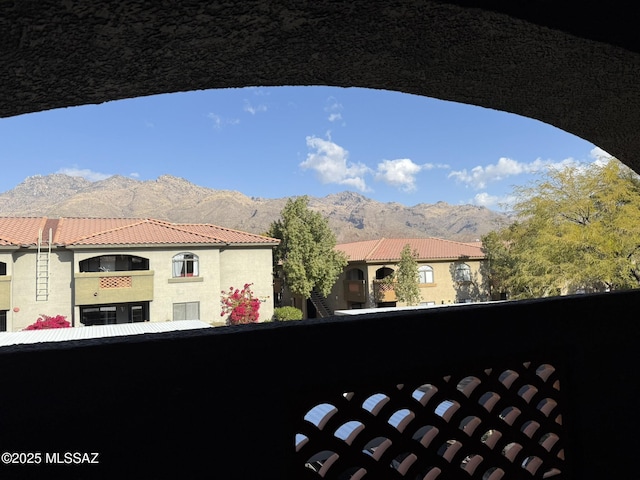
[9,248,75,331]
[0,276,11,311]
[327,259,489,312]
[1,244,274,331]
[74,247,211,325]
[219,247,275,323]
[73,245,274,326]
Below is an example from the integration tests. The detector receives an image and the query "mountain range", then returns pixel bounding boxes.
[0,174,513,243]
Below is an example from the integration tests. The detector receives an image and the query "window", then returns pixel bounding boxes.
[80,255,149,272]
[173,302,200,321]
[173,253,199,277]
[0,311,6,331]
[81,306,117,325]
[130,305,147,323]
[418,266,434,284]
[375,267,394,280]
[455,263,472,282]
[347,268,365,280]
[0,262,6,275]
[80,303,148,325]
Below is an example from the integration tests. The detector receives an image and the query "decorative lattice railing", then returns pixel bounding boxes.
[296,361,564,479]
[99,276,132,289]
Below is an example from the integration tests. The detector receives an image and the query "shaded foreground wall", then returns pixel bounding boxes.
[1,2,640,479]
[0,291,637,479]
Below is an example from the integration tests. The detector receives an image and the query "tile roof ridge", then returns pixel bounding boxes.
[382,236,483,246]
[170,220,278,241]
[144,218,227,243]
[429,237,484,247]
[215,225,278,241]
[41,217,60,244]
[61,217,143,244]
[398,236,485,255]
[69,218,228,244]
[365,238,386,261]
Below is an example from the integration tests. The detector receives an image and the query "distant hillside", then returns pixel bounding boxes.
[0,174,513,243]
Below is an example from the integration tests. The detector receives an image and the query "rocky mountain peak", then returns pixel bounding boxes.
[0,174,513,242]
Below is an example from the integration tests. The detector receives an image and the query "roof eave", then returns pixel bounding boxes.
[224,241,280,247]
[348,256,486,264]
[66,243,227,249]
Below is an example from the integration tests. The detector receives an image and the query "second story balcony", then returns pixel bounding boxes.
[344,279,367,303]
[373,279,397,303]
[74,270,155,305]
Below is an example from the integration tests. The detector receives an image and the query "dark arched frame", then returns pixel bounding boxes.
[1,3,640,479]
[2,1,640,173]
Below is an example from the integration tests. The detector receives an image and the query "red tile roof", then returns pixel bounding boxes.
[0,217,278,247]
[0,217,48,245]
[336,238,485,262]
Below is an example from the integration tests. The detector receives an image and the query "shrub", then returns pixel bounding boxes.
[272,306,303,321]
[220,283,261,325]
[24,314,71,330]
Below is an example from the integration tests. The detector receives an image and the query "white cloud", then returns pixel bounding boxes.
[300,136,371,192]
[590,146,612,165]
[207,113,222,129]
[248,87,270,96]
[448,156,581,189]
[129,172,140,178]
[56,167,111,182]
[243,100,267,115]
[472,192,499,208]
[207,112,239,129]
[471,192,516,209]
[325,97,344,124]
[375,158,437,192]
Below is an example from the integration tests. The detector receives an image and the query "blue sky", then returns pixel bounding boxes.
[0,86,605,210]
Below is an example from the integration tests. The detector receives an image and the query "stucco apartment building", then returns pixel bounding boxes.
[0,217,279,332]
[327,238,488,312]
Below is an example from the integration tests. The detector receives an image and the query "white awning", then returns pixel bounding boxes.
[0,320,211,347]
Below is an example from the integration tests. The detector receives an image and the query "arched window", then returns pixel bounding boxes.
[79,255,149,272]
[418,265,433,284]
[375,267,394,280]
[347,268,365,280]
[455,263,471,283]
[173,253,199,277]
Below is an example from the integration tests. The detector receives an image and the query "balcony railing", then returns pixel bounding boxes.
[74,270,154,305]
[344,279,366,303]
[373,279,397,302]
[0,290,638,478]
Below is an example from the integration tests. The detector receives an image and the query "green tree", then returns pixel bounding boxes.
[481,230,514,299]
[393,244,421,305]
[268,196,348,298]
[483,157,640,299]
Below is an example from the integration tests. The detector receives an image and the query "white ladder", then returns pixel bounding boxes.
[36,228,52,301]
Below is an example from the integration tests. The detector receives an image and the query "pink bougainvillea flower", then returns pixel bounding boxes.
[220,283,260,326]
[24,314,71,330]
